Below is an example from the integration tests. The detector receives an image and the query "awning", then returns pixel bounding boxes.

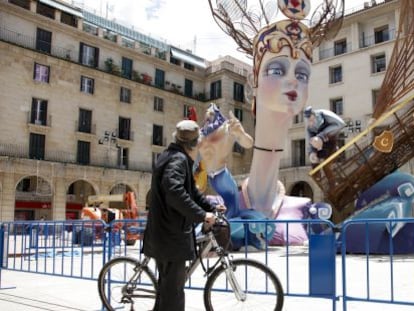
[39,0,83,18]
[171,47,207,69]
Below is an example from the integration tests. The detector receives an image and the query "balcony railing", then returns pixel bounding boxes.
[26,112,52,127]
[359,28,396,48]
[0,27,75,60]
[0,26,210,102]
[319,42,353,60]
[0,143,152,172]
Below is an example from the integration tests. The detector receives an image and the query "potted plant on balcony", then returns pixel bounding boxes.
[141,73,152,85]
[104,58,121,75]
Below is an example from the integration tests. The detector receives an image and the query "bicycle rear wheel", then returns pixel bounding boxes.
[98,256,157,311]
[204,258,284,311]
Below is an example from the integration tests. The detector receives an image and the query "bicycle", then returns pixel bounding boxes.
[98,212,284,310]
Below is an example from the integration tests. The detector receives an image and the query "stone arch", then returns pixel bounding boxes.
[108,182,137,209]
[289,181,313,201]
[15,175,53,221]
[66,179,97,219]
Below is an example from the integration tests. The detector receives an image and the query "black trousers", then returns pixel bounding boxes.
[154,260,186,311]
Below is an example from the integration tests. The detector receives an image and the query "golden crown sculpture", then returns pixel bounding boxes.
[207,0,345,87]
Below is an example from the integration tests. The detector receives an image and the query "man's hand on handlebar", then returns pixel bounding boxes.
[215,204,226,214]
[204,212,216,225]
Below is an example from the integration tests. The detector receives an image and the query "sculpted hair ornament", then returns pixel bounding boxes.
[207,0,345,112]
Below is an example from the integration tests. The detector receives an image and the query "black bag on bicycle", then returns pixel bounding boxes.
[211,221,232,252]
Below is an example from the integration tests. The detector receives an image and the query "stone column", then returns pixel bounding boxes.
[0,172,16,221]
[52,178,67,220]
[54,10,61,22]
[29,0,36,13]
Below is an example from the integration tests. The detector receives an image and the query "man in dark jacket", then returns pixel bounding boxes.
[143,119,220,311]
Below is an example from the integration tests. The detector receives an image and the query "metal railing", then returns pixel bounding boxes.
[0,142,152,172]
[1,217,414,310]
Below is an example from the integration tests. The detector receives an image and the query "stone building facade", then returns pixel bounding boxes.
[0,0,254,221]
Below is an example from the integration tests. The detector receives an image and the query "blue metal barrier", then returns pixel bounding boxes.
[341,218,414,311]
[0,220,108,279]
[1,217,414,310]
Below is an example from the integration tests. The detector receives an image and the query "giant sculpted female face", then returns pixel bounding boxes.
[257,48,311,116]
[253,20,312,117]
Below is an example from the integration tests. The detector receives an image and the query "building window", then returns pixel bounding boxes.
[184,79,193,97]
[77,141,90,165]
[60,11,77,27]
[234,82,244,103]
[120,87,131,103]
[234,108,243,122]
[170,56,180,66]
[292,139,306,166]
[184,63,194,71]
[334,39,347,56]
[80,76,94,94]
[294,109,304,124]
[330,98,343,115]
[36,2,55,19]
[152,124,164,146]
[79,43,99,67]
[36,28,52,54]
[118,147,129,169]
[118,117,131,140]
[29,133,45,160]
[210,80,222,100]
[33,63,50,83]
[78,108,92,133]
[329,65,342,84]
[183,105,191,118]
[31,98,48,125]
[372,89,380,110]
[83,22,98,36]
[371,54,386,73]
[9,0,30,10]
[374,25,389,44]
[121,57,133,79]
[154,96,164,112]
[155,68,165,88]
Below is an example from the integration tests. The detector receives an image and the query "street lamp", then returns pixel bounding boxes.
[98,130,120,167]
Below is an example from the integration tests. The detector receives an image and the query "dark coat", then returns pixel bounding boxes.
[143,143,215,262]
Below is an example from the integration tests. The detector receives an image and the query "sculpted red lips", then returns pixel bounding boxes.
[285,90,298,101]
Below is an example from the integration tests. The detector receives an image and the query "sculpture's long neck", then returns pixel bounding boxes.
[247,109,290,217]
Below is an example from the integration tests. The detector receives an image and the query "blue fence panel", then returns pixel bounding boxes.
[0,220,108,280]
[2,217,414,310]
[341,218,414,311]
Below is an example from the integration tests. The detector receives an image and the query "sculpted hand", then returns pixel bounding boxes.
[215,204,227,214]
[228,110,245,138]
[309,152,319,164]
[310,136,323,151]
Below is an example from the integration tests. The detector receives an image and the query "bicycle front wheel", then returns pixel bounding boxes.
[98,256,157,311]
[204,258,284,311]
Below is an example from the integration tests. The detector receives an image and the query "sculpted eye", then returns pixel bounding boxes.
[266,67,284,76]
[295,71,309,82]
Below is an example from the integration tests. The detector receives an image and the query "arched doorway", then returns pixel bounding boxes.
[289,181,313,201]
[109,183,134,209]
[15,176,52,221]
[66,180,96,219]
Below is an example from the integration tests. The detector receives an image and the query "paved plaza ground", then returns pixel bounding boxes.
[1,252,414,311]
